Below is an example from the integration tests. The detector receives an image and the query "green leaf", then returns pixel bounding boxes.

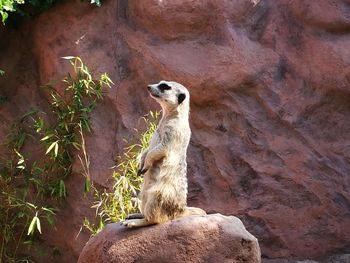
[54,141,59,157]
[1,11,8,25]
[71,141,81,150]
[84,177,91,193]
[18,132,26,149]
[53,246,61,256]
[41,206,57,215]
[21,109,38,119]
[46,141,58,155]
[34,117,44,132]
[27,214,37,236]
[46,214,54,225]
[0,69,4,76]
[36,216,42,234]
[26,202,37,209]
[41,134,53,141]
[90,0,101,7]
[61,56,76,60]
[17,211,25,218]
[14,148,23,158]
[23,240,33,245]
[59,180,66,198]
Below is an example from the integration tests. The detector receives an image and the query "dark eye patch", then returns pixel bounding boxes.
[158,83,171,92]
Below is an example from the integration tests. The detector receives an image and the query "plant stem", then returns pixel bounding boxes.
[13,217,29,261]
[0,208,9,263]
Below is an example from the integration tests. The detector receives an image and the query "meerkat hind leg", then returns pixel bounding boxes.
[122,218,156,228]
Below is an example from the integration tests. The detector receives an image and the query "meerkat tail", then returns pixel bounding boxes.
[122,218,156,228]
[179,206,207,217]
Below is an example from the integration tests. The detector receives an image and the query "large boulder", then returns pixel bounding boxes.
[78,214,261,263]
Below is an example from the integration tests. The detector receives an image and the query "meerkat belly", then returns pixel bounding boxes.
[140,159,162,211]
[142,152,188,221]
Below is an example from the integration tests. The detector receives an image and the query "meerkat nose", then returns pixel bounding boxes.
[147,85,152,91]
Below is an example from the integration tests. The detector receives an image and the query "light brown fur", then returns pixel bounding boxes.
[122,81,206,228]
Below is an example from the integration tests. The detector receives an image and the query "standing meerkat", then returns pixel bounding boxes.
[122,80,206,228]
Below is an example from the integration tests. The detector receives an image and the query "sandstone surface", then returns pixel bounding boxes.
[0,0,349,261]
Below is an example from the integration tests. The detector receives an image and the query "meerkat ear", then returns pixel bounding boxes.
[178,93,186,104]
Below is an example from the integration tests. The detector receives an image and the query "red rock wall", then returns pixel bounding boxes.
[0,0,349,261]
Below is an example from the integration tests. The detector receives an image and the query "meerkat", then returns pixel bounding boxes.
[122,80,206,228]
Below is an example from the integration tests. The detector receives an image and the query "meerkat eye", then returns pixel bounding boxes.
[158,83,171,92]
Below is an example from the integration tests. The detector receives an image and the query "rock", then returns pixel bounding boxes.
[325,254,350,263]
[262,259,320,263]
[262,253,350,263]
[78,214,261,263]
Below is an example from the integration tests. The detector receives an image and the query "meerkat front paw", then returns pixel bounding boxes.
[137,167,148,176]
[139,157,154,175]
[138,160,151,175]
[137,149,149,176]
[137,161,145,176]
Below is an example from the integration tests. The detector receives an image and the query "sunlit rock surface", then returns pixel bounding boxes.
[0,0,349,261]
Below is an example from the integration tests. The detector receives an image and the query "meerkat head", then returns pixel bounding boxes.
[147,80,190,113]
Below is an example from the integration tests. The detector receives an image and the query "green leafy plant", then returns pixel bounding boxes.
[0,0,102,24]
[0,56,112,262]
[32,56,113,197]
[0,0,22,24]
[83,111,160,235]
[89,0,101,7]
[0,119,58,262]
